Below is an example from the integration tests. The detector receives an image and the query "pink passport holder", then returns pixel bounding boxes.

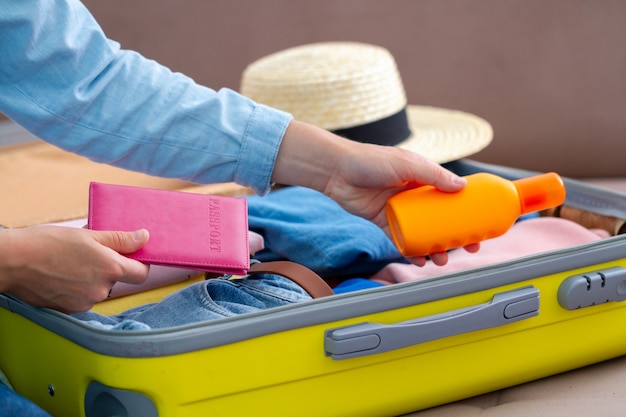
[87,182,250,275]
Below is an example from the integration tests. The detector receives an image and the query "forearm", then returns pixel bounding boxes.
[0,0,290,194]
[271,120,354,193]
[0,230,17,294]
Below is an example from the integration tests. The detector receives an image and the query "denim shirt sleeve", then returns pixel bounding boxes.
[0,0,292,195]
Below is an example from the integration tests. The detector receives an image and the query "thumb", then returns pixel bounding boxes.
[429,170,467,193]
[96,229,150,254]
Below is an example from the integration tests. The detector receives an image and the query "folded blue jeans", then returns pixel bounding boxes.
[246,186,406,278]
[73,273,312,330]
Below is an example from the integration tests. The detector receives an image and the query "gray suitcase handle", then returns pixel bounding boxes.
[324,286,539,360]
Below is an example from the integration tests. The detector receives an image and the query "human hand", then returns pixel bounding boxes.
[323,140,481,266]
[273,120,480,266]
[0,225,150,313]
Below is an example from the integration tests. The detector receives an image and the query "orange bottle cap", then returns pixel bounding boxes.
[513,172,566,215]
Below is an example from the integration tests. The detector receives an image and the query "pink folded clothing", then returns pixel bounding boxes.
[247,230,265,255]
[371,217,609,285]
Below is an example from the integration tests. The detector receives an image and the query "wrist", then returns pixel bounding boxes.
[271,120,348,193]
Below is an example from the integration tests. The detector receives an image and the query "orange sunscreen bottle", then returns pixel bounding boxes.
[385,172,566,257]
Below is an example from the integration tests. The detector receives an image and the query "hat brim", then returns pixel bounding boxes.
[398,105,493,164]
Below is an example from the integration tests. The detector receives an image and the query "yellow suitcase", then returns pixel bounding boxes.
[3,232,626,417]
[1,126,626,416]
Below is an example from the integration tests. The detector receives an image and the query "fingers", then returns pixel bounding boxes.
[428,252,449,266]
[91,229,150,285]
[110,255,150,286]
[94,229,150,254]
[397,148,466,193]
[464,243,481,253]
[0,226,152,313]
[421,165,466,193]
[406,244,481,268]
[406,252,448,266]
[405,256,427,267]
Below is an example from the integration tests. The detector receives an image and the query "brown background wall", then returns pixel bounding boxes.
[11,1,626,178]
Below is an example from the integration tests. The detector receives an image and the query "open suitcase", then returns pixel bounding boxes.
[1,138,626,416]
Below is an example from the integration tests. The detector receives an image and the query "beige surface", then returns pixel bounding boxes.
[0,128,191,227]
[0,121,251,228]
[405,355,626,417]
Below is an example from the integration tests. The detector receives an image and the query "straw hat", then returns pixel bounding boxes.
[240,42,493,163]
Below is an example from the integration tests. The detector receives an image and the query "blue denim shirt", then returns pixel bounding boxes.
[0,0,292,195]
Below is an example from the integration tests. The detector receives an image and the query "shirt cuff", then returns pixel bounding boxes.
[235,103,293,196]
